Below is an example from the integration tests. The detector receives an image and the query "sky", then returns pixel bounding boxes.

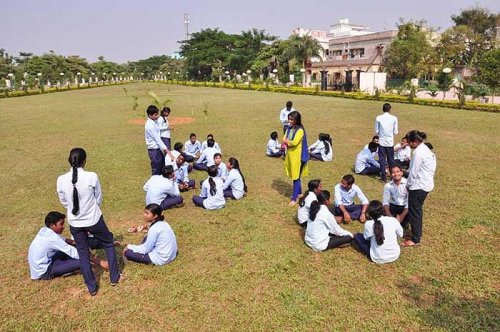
[1,0,498,63]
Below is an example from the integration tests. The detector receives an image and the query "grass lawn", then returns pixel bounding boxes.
[0,83,498,331]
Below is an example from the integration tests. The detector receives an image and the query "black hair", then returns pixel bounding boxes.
[213,152,222,160]
[190,133,197,139]
[390,164,403,172]
[68,148,87,215]
[160,165,175,179]
[207,138,215,148]
[424,142,434,150]
[319,133,332,156]
[368,141,378,152]
[145,203,165,221]
[207,133,214,139]
[45,211,65,228]
[161,106,171,124]
[299,179,321,207]
[270,131,278,140]
[367,200,385,246]
[405,130,427,143]
[174,142,183,153]
[309,190,331,222]
[288,111,302,127]
[176,153,185,163]
[286,101,293,109]
[228,157,247,192]
[146,105,159,117]
[342,174,355,185]
[207,165,219,196]
[372,135,379,141]
[382,103,391,112]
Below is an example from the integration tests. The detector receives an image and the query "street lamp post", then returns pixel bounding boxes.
[37,72,43,91]
[77,72,81,88]
[300,68,306,87]
[442,67,451,100]
[246,69,252,86]
[7,73,14,90]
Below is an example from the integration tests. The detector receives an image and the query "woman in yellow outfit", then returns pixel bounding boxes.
[283,111,309,206]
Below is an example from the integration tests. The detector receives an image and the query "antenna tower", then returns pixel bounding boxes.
[184,13,190,40]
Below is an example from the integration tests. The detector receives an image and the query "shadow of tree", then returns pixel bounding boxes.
[272,178,292,198]
[399,276,499,331]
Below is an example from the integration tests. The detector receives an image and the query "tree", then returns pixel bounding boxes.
[382,20,436,79]
[284,35,322,69]
[475,48,500,97]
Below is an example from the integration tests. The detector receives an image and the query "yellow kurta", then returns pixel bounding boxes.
[284,127,308,180]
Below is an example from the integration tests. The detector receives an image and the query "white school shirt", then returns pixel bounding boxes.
[297,192,317,225]
[196,147,219,167]
[57,168,103,228]
[184,139,201,157]
[334,183,369,207]
[305,205,353,251]
[363,217,403,264]
[127,220,177,266]
[145,118,167,151]
[222,169,245,199]
[394,144,411,162]
[309,140,333,162]
[144,175,180,205]
[165,150,180,167]
[201,140,221,152]
[383,178,408,208]
[267,138,281,155]
[375,112,398,147]
[407,143,436,192]
[355,148,380,173]
[28,227,79,279]
[173,162,190,184]
[217,162,228,180]
[200,177,225,210]
[157,116,171,138]
[279,107,295,126]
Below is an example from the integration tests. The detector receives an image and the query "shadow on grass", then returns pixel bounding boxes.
[399,276,499,331]
[272,178,292,198]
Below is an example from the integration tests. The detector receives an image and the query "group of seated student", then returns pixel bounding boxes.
[194,138,221,171]
[297,172,405,264]
[308,133,333,162]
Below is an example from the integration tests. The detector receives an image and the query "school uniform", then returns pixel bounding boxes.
[407,143,436,244]
[144,175,183,210]
[157,116,171,150]
[222,169,245,199]
[266,138,283,157]
[184,139,201,162]
[279,107,295,133]
[305,205,353,251]
[297,192,317,226]
[125,220,178,265]
[193,147,219,171]
[355,148,381,175]
[173,162,195,189]
[383,178,409,224]
[201,140,221,152]
[394,144,411,168]
[165,150,181,167]
[28,227,80,280]
[145,118,167,175]
[57,168,119,294]
[354,216,403,264]
[309,140,333,162]
[333,183,369,220]
[192,177,225,210]
[217,162,228,180]
[375,112,398,181]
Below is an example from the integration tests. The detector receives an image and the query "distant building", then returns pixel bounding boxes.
[291,27,329,61]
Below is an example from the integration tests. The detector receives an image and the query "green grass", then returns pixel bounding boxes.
[0,83,498,331]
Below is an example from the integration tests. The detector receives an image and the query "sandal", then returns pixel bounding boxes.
[401,240,420,247]
[127,226,138,233]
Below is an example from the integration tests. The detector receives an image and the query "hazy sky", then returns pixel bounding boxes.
[1,0,498,63]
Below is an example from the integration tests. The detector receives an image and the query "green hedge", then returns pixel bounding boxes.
[162,81,500,113]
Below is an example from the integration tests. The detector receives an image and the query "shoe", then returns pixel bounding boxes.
[110,273,124,286]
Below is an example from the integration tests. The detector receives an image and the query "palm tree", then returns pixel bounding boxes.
[286,35,322,70]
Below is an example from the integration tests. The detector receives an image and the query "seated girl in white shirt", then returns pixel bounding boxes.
[222,157,247,200]
[309,133,333,162]
[297,179,322,228]
[192,165,225,210]
[353,200,403,264]
[266,131,284,158]
[124,204,178,265]
[304,190,353,251]
[144,165,184,210]
[214,153,228,180]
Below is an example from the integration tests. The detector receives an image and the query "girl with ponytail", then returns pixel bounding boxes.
[56,148,120,295]
[297,179,322,228]
[353,200,403,264]
[222,157,247,200]
[304,190,353,251]
[192,165,225,210]
[309,133,333,162]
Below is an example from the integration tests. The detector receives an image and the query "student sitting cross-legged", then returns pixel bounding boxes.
[28,211,81,280]
[173,154,195,192]
[192,165,225,210]
[304,190,353,251]
[193,138,218,172]
[123,204,178,265]
[266,131,284,158]
[355,142,380,176]
[383,165,409,226]
[222,157,247,200]
[309,133,333,162]
[144,165,184,210]
[333,174,369,224]
[297,179,323,228]
[183,133,201,162]
[354,200,403,264]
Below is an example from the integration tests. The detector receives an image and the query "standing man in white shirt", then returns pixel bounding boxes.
[402,130,436,247]
[145,105,174,175]
[375,103,398,182]
[279,101,295,134]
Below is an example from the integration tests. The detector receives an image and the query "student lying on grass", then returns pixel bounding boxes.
[123,204,178,265]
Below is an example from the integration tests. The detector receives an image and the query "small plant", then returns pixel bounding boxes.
[123,87,139,111]
[374,87,381,100]
[427,85,439,98]
[408,86,417,103]
[202,102,209,120]
[147,90,171,109]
